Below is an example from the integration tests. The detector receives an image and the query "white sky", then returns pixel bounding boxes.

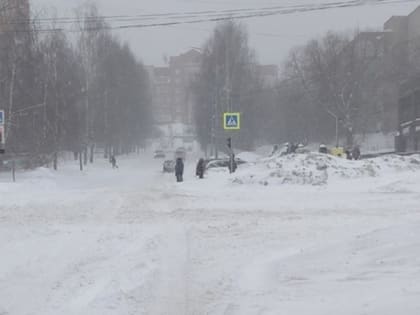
[31,0,420,66]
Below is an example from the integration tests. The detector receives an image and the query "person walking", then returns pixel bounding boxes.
[352,146,361,160]
[345,149,352,160]
[196,158,205,179]
[175,158,184,182]
[110,155,118,169]
[228,154,238,173]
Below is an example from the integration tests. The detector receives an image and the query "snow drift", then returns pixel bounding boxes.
[232,153,420,186]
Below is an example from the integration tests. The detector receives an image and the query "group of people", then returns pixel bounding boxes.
[345,146,361,160]
[174,157,206,183]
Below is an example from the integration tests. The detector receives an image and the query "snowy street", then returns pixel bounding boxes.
[1,154,420,315]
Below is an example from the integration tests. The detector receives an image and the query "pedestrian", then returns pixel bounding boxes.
[110,155,118,169]
[175,157,184,182]
[270,144,279,157]
[196,158,205,179]
[345,149,352,160]
[290,143,298,154]
[228,154,238,173]
[283,142,290,155]
[352,146,361,160]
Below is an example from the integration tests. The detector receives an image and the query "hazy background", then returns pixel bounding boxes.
[31,0,420,65]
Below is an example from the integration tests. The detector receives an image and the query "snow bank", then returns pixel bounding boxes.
[232,153,420,186]
[236,151,261,163]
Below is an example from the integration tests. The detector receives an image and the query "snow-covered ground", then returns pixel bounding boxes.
[1,152,420,315]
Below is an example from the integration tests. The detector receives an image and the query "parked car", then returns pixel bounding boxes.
[163,160,175,173]
[205,158,246,170]
[154,150,166,159]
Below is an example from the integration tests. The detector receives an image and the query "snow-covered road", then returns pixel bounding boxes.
[1,154,420,315]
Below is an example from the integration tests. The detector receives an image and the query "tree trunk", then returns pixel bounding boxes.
[79,151,83,171]
[89,144,94,163]
[83,147,88,165]
[6,62,16,142]
[53,152,58,171]
[346,127,354,148]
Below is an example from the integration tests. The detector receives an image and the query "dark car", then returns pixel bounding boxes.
[154,150,166,159]
[163,160,175,173]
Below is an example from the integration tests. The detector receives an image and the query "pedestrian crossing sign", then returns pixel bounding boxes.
[223,113,240,130]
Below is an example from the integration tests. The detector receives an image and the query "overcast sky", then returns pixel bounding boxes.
[31,0,420,66]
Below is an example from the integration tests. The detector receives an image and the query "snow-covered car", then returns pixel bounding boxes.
[163,160,175,173]
[154,150,166,159]
[205,158,246,170]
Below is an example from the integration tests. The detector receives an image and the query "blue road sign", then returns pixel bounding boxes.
[223,112,240,130]
[0,110,4,125]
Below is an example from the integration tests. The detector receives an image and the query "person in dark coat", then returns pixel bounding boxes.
[196,158,205,179]
[290,143,298,154]
[352,146,361,160]
[345,149,352,160]
[110,155,118,169]
[270,144,279,157]
[175,158,184,182]
[228,154,238,173]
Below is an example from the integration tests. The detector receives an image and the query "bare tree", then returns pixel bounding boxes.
[193,20,262,152]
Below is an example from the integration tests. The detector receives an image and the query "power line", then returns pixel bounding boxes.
[0,0,419,33]
[78,0,420,32]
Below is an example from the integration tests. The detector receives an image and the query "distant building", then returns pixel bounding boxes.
[383,6,420,68]
[147,66,172,124]
[148,49,202,126]
[397,74,420,152]
[408,6,420,41]
[258,65,279,87]
[169,49,202,125]
[391,6,420,152]
[0,0,30,33]
[353,5,420,135]
[353,32,386,59]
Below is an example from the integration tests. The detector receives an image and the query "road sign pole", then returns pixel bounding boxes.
[230,137,234,174]
[0,111,5,154]
[12,160,15,182]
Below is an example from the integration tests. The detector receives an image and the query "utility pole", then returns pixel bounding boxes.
[327,109,339,147]
[225,37,234,171]
[227,137,234,174]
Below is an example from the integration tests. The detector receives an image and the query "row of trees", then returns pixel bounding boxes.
[0,2,153,169]
[193,20,420,152]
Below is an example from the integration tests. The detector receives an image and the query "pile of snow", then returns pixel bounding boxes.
[236,151,261,163]
[232,152,420,186]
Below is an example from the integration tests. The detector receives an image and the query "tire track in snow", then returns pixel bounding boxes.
[146,222,193,315]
